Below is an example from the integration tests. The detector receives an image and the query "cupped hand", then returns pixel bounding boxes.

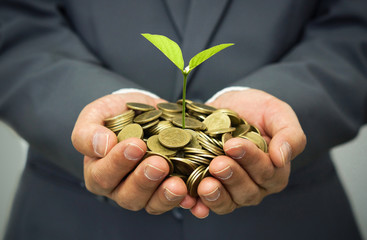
[71,92,196,214]
[190,89,307,218]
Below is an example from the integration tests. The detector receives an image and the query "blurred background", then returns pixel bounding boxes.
[0,120,366,239]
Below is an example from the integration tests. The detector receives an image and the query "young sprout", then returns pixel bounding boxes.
[142,33,233,128]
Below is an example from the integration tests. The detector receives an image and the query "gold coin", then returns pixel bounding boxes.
[170,157,198,176]
[200,166,211,181]
[185,154,211,165]
[117,123,144,142]
[176,99,193,105]
[133,109,162,124]
[126,102,155,111]
[214,109,241,126]
[250,125,261,134]
[232,124,251,137]
[187,165,206,197]
[187,102,217,115]
[104,110,135,125]
[171,116,204,130]
[141,119,160,130]
[157,102,182,113]
[146,135,177,156]
[205,127,236,136]
[184,129,202,149]
[241,131,268,153]
[144,151,174,175]
[158,127,192,148]
[222,132,233,145]
[203,112,231,131]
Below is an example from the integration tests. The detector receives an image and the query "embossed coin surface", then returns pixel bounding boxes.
[147,135,177,156]
[133,109,162,124]
[158,127,192,148]
[203,112,231,131]
[126,102,155,111]
[117,123,144,142]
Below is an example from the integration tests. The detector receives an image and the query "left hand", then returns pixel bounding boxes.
[189,89,307,218]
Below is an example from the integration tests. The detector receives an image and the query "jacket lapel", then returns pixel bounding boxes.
[172,0,232,99]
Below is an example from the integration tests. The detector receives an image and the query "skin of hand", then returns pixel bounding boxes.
[189,89,307,218]
[71,92,197,215]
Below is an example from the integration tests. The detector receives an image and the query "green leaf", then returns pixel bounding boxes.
[141,33,184,70]
[187,43,234,73]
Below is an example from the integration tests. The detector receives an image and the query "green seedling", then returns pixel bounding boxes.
[142,33,234,128]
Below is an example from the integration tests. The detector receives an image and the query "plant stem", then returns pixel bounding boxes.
[182,73,188,129]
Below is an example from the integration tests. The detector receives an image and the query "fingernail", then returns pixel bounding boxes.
[280,142,292,166]
[225,145,245,160]
[203,187,220,202]
[144,164,166,181]
[164,188,183,201]
[198,212,210,219]
[93,132,109,157]
[124,143,145,161]
[213,166,233,181]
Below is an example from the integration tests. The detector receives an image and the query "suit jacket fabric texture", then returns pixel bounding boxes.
[0,0,366,239]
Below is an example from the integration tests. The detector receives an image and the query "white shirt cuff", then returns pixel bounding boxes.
[112,88,160,99]
[206,86,250,103]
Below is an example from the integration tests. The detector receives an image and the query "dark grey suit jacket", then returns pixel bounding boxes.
[1,0,366,239]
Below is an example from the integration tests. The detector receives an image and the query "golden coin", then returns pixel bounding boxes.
[171,116,204,130]
[176,99,193,105]
[205,127,236,136]
[214,109,241,126]
[126,102,155,111]
[133,109,162,124]
[203,112,231,131]
[184,129,202,149]
[157,102,182,113]
[232,124,251,137]
[187,165,206,197]
[146,135,177,156]
[144,151,174,175]
[170,157,198,176]
[117,123,144,142]
[185,154,211,165]
[147,120,174,135]
[241,131,268,153]
[222,132,233,145]
[250,125,261,134]
[141,119,159,130]
[104,110,135,125]
[187,102,217,115]
[158,127,192,148]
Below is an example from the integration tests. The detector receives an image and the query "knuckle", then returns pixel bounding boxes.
[256,166,275,186]
[145,207,164,215]
[90,167,111,191]
[273,178,289,193]
[115,199,144,211]
[238,189,262,206]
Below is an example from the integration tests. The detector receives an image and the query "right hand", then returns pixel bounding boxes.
[71,92,196,214]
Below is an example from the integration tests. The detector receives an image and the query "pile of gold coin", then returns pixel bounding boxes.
[104,100,267,197]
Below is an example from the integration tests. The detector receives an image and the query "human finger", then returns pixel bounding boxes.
[208,155,266,206]
[109,155,169,211]
[224,138,276,188]
[190,199,210,219]
[83,138,147,196]
[144,176,187,215]
[197,176,237,215]
[263,102,307,167]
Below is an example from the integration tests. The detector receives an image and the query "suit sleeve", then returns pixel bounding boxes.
[230,0,367,169]
[0,1,145,179]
